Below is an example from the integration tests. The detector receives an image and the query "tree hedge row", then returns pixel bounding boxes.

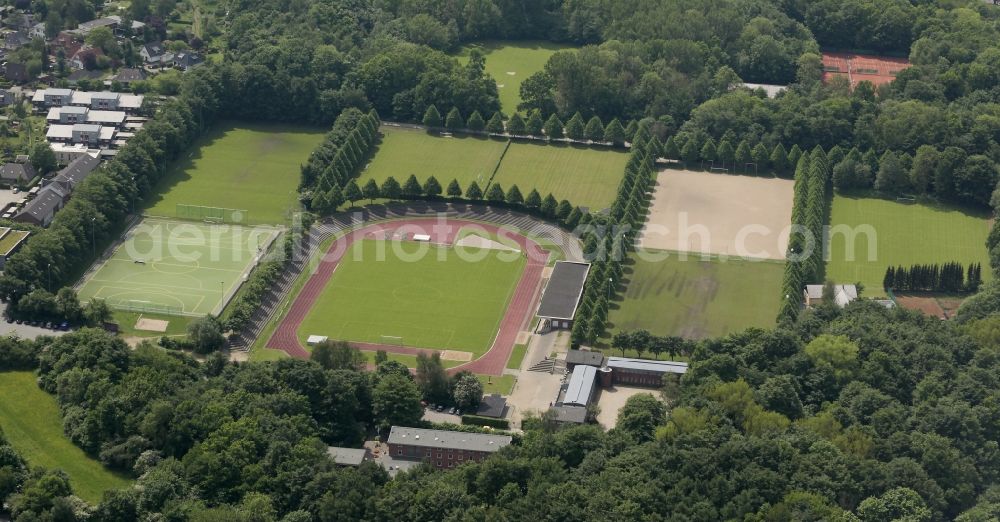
[571,132,658,345]
[304,109,380,214]
[779,146,831,323]
[885,262,983,294]
[422,104,633,147]
[664,134,802,177]
[221,261,282,333]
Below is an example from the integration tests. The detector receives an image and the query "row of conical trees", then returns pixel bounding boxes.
[884,263,983,293]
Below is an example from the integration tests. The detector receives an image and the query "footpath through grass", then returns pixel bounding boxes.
[145,122,325,225]
[297,239,526,354]
[456,41,573,112]
[826,196,992,296]
[0,372,130,503]
[609,253,784,340]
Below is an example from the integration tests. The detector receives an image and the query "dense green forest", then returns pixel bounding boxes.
[2,0,1000,520]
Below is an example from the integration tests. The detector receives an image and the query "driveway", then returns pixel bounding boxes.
[594,386,664,429]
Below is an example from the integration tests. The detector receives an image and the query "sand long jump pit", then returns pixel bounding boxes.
[638,170,794,260]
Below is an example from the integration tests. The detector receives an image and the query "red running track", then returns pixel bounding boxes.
[266,218,548,375]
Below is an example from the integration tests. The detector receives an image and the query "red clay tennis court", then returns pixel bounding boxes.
[822,52,910,88]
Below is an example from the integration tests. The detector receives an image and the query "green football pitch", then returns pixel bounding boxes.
[456,40,573,112]
[77,218,278,316]
[144,122,325,225]
[0,372,130,503]
[360,127,627,209]
[609,252,785,340]
[826,196,992,296]
[297,239,526,355]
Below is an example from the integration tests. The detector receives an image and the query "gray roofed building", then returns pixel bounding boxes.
[113,68,147,84]
[565,349,605,369]
[14,185,67,227]
[326,446,369,466]
[606,357,688,374]
[51,154,100,190]
[560,364,597,407]
[0,162,34,184]
[550,405,588,424]
[804,284,858,308]
[387,426,511,453]
[536,261,591,328]
[475,394,508,419]
[173,51,203,70]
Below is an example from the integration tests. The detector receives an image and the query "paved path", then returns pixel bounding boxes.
[260,202,582,375]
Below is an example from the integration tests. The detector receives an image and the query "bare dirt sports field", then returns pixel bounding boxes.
[638,170,794,260]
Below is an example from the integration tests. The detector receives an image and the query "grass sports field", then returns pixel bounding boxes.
[0,372,130,503]
[494,143,628,210]
[361,127,627,209]
[826,196,992,296]
[609,253,784,339]
[457,41,573,112]
[77,218,277,316]
[360,128,506,189]
[145,122,325,225]
[297,239,525,355]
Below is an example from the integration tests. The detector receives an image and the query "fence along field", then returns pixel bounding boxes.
[76,218,278,316]
[359,126,628,210]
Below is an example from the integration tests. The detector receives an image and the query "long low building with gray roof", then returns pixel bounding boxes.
[536,260,591,329]
[387,426,511,470]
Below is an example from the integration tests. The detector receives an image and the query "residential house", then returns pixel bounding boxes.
[50,153,100,191]
[71,17,118,35]
[4,62,29,83]
[0,228,29,270]
[386,426,511,470]
[0,162,34,186]
[41,88,73,106]
[66,69,105,85]
[804,284,859,308]
[112,67,147,85]
[140,41,166,65]
[29,21,45,39]
[0,88,17,106]
[14,184,67,226]
[4,31,30,51]
[49,143,97,165]
[173,51,202,70]
[68,46,103,70]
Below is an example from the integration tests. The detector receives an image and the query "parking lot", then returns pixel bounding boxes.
[0,302,70,340]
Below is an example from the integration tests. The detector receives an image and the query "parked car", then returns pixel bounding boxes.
[448,407,456,415]
[435,405,443,412]
[59,322,69,330]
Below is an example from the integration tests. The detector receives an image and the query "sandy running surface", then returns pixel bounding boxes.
[439,350,473,361]
[639,169,794,260]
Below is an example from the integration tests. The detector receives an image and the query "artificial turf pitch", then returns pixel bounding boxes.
[77,218,276,316]
[456,40,574,112]
[0,372,130,503]
[144,122,325,225]
[297,239,526,355]
[609,253,785,340]
[359,127,628,210]
[826,196,992,296]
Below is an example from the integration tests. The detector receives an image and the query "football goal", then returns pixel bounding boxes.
[108,299,186,316]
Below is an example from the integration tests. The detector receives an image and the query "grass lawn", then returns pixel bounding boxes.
[0,372,131,503]
[506,344,528,370]
[250,347,289,362]
[456,40,573,112]
[496,142,628,210]
[608,253,785,340]
[145,122,325,225]
[826,196,992,297]
[297,239,525,355]
[477,374,515,395]
[361,351,464,369]
[359,127,506,190]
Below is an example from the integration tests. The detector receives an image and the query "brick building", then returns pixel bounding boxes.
[386,426,511,470]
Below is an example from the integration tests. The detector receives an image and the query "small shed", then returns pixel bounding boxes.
[475,394,508,419]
